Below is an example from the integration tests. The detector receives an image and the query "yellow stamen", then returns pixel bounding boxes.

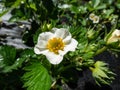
[46,37,65,54]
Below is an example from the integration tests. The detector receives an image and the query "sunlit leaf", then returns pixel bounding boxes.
[90,61,115,86]
[22,62,52,90]
[92,0,100,8]
[30,3,37,11]
[96,4,106,10]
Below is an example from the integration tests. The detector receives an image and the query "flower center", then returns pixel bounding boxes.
[46,37,65,54]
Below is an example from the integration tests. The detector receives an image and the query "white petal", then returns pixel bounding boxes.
[112,29,120,36]
[37,40,47,48]
[45,52,63,64]
[89,13,95,20]
[34,47,64,64]
[38,32,54,43]
[93,16,99,23]
[52,28,71,39]
[63,35,72,44]
[52,28,72,44]
[34,32,54,54]
[65,39,78,51]
[34,45,48,54]
[59,39,78,55]
[107,38,118,43]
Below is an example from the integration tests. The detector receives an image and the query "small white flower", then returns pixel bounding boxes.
[89,13,95,20]
[34,28,78,64]
[107,29,120,44]
[92,16,99,23]
[89,13,99,23]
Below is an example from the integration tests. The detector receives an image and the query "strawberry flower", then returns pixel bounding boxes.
[34,28,78,64]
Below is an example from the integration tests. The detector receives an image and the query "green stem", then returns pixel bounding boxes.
[95,46,107,55]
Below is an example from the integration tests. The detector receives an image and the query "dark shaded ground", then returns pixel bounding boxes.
[74,51,120,90]
[0,22,120,90]
[94,51,120,90]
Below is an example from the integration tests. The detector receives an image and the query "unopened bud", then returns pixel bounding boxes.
[106,29,120,47]
[87,29,96,40]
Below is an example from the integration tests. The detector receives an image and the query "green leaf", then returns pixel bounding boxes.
[0,46,16,66]
[23,62,52,90]
[0,9,9,17]
[0,46,34,73]
[0,0,26,17]
[2,57,26,73]
[8,0,26,9]
[89,61,115,85]
[96,4,106,10]
[92,0,100,8]
[30,3,37,11]
[82,59,94,67]
[116,3,120,9]
[70,6,79,13]
[104,0,113,4]
[83,52,94,59]
[2,49,34,73]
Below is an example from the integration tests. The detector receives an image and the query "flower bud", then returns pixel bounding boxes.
[87,29,96,40]
[106,29,120,47]
[42,23,52,31]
